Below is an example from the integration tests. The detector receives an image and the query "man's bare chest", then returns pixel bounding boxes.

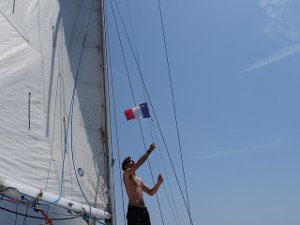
[128,175,143,188]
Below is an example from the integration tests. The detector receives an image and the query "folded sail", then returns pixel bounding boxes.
[0,0,111,213]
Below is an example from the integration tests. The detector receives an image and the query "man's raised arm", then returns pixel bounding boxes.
[124,143,156,176]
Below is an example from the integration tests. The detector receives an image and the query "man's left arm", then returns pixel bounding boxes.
[142,174,163,196]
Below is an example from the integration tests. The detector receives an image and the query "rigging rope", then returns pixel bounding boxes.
[108,56,127,225]
[109,1,194,224]
[39,209,54,225]
[0,206,81,221]
[12,0,16,13]
[14,200,19,225]
[155,0,192,223]
[124,0,140,63]
[117,4,182,223]
[109,1,166,225]
[22,206,29,225]
[0,196,83,218]
[0,196,81,221]
[105,22,127,225]
[148,121,182,225]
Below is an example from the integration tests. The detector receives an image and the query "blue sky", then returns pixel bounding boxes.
[107,0,300,225]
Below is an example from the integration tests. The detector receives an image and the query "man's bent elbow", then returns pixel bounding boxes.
[147,189,156,196]
[149,192,155,196]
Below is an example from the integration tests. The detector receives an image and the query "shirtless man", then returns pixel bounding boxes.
[122,143,163,225]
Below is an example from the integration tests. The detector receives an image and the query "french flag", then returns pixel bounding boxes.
[124,103,150,121]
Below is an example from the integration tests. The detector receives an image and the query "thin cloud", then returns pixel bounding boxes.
[197,137,298,160]
[240,0,300,73]
[260,0,300,42]
[240,43,300,74]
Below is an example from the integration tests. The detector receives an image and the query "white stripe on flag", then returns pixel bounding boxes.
[133,106,142,118]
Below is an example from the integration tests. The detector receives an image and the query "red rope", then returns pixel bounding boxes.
[3,198,33,205]
[40,210,54,225]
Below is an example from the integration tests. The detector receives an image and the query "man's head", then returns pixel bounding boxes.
[122,157,134,171]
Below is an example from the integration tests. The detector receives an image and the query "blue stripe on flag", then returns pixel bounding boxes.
[139,103,150,118]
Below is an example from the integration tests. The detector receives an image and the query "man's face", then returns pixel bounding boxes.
[125,158,135,169]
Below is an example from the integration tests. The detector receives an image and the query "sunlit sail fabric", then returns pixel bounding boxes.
[0,0,110,210]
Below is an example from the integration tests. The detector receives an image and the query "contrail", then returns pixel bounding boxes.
[240,43,300,74]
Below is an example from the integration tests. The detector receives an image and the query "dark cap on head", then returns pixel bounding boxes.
[122,157,131,171]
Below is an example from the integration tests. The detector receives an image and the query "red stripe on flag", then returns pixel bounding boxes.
[124,109,135,120]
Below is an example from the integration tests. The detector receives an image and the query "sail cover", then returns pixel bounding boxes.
[0,0,110,211]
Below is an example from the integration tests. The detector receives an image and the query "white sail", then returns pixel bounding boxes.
[0,0,112,221]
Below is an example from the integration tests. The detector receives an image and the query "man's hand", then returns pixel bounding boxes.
[157,174,163,185]
[149,143,156,152]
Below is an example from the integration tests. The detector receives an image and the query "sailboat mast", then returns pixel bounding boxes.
[100,0,115,224]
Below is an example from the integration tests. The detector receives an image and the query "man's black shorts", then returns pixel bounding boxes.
[126,206,151,225]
